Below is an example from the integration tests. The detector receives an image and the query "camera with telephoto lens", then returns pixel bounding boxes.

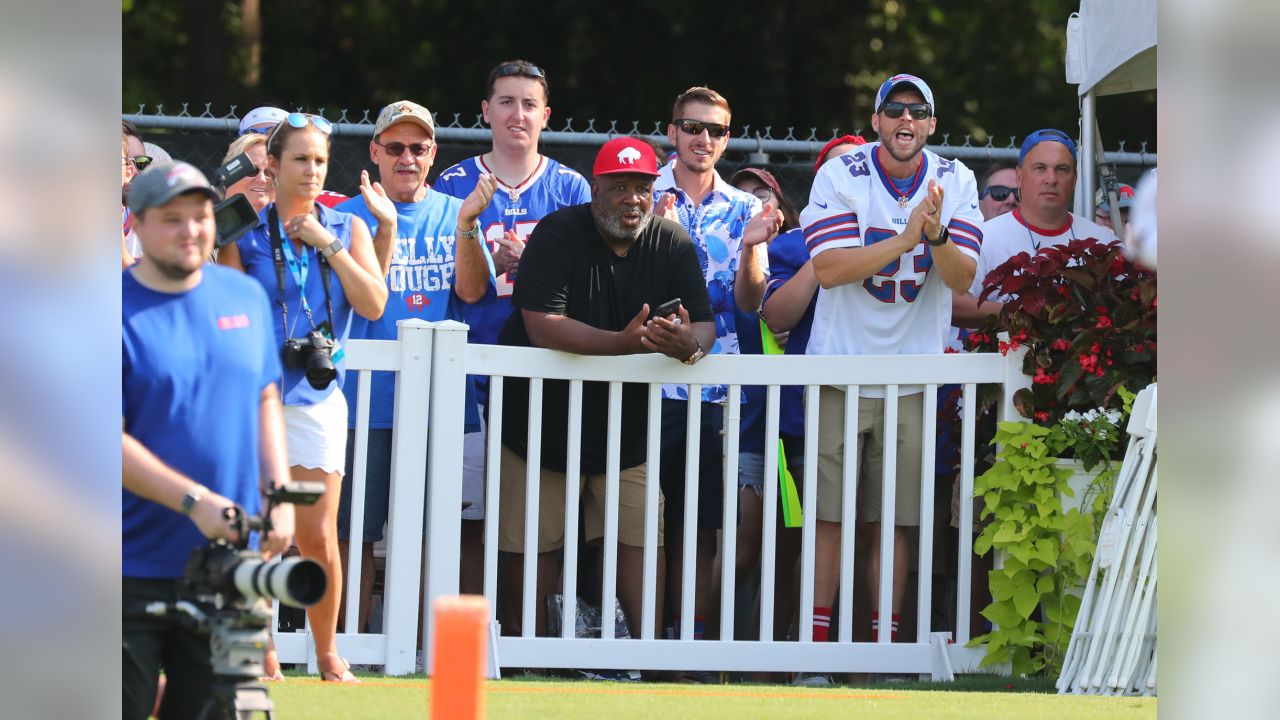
[138,482,328,718]
[282,329,337,390]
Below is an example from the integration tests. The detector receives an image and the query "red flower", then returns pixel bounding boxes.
[1034,411,1050,422]
[1051,339,1071,351]
[1095,316,1112,329]
[1095,306,1108,315]
[1089,342,1101,354]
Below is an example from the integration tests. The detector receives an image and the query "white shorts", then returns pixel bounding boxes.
[461,418,486,520]
[283,388,349,474]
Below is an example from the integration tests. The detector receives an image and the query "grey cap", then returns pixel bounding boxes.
[126,161,219,214]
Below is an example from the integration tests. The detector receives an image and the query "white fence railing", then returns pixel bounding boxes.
[273,319,1032,677]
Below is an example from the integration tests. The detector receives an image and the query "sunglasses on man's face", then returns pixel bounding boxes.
[880,102,932,120]
[128,155,153,172]
[674,118,730,139]
[376,139,433,158]
[981,185,1020,202]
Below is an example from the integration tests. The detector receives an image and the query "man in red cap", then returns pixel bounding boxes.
[493,137,715,641]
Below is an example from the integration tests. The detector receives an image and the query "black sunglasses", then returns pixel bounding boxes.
[493,63,545,80]
[880,101,932,120]
[375,139,433,158]
[130,155,154,172]
[981,185,1020,202]
[674,118,730,139]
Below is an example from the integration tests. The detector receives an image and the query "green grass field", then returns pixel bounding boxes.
[266,674,1156,719]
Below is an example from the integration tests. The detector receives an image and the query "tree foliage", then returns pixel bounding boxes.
[122,0,1155,148]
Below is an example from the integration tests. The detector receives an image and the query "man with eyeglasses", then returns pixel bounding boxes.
[976,160,1019,221]
[334,100,498,633]
[952,129,1115,326]
[433,59,591,596]
[800,73,982,652]
[653,86,782,662]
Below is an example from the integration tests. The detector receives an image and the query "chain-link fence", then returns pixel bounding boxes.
[126,104,1157,212]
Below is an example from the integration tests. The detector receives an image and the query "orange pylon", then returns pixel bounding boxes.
[429,595,489,719]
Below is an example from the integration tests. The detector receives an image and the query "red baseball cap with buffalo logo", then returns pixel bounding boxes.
[593,137,660,178]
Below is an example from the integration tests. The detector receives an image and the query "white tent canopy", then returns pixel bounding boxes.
[1065,0,1156,215]
[1066,0,1157,96]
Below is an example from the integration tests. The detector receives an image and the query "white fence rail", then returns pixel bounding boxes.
[274,319,1032,677]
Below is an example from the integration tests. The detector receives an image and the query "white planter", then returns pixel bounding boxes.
[1057,458,1103,517]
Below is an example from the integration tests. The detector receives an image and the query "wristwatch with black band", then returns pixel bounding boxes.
[181,484,208,515]
[926,226,950,247]
[683,336,706,365]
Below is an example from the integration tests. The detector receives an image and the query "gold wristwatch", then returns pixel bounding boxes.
[683,336,706,365]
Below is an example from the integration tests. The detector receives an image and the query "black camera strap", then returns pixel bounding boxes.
[267,205,337,339]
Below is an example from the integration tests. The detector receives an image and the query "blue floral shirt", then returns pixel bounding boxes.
[654,160,765,404]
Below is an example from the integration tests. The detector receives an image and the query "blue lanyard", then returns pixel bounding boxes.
[277,219,317,322]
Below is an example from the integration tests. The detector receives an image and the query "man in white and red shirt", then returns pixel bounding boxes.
[953,128,1115,324]
[799,73,982,653]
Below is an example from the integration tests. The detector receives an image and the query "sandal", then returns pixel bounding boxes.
[319,655,361,684]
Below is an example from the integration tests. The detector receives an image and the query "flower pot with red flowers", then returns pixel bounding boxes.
[966,239,1155,676]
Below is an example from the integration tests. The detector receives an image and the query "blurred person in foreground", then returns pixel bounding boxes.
[496,137,715,640]
[334,100,496,638]
[122,161,293,719]
[218,113,387,683]
[951,129,1115,327]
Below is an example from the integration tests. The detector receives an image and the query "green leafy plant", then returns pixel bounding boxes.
[968,420,1104,676]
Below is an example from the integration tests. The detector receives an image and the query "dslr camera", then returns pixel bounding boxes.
[282,329,337,390]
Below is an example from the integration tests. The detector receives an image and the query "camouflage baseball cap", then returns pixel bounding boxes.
[373,100,435,138]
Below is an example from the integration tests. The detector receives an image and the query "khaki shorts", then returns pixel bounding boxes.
[496,446,664,553]
[814,386,924,526]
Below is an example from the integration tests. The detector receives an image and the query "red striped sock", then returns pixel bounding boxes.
[812,607,832,642]
[871,612,901,642]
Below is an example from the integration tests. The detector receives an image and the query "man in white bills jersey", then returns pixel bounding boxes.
[951,129,1115,326]
[799,73,982,648]
[433,59,590,594]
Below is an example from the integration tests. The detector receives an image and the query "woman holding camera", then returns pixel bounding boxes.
[219,113,386,683]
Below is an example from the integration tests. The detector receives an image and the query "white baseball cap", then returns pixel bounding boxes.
[238,106,289,135]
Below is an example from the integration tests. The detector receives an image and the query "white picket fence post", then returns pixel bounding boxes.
[381,319,435,675]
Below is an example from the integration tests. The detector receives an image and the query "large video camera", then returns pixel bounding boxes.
[144,481,327,719]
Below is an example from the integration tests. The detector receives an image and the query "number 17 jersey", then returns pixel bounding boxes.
[800,142,983,359]
[433,155,591,345]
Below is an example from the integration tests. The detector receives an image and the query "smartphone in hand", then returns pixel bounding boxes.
[650,298,682,320]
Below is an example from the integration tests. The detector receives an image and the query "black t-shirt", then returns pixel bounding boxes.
[498,203,713,474]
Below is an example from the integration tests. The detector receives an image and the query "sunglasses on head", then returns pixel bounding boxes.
[376,139,433,158]
[674,118,730,139]
[267,113,334,146]
[493,63,545,81]
[880,101,932,120]
[981,185,1020,202]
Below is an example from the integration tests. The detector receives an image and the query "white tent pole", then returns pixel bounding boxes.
[1079,89,1096,218]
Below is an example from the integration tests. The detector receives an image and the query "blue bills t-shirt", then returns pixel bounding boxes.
[123,266,281,578]
[336,190,495,431]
